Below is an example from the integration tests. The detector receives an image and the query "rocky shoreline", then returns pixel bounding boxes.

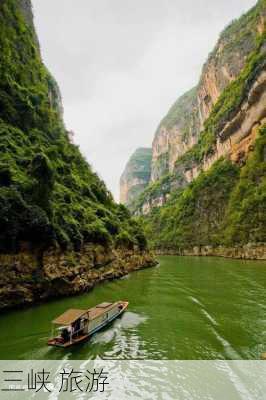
[155,243,266,260]
[0,244,157,311]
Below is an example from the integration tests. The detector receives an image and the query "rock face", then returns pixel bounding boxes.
[131,0,266,215]
[151,87,200,181]
[120,148,152,206]
[0,245,155,310]
[155,244,266,260]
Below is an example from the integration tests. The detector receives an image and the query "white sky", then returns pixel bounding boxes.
[32,0,257,201]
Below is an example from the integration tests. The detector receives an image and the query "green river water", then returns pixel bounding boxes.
[0,256,265,360]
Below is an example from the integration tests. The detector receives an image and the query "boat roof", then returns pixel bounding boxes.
[52,302,118,325]
[52,309,88,325]
[96,302,112,308]
[88,302,116,320]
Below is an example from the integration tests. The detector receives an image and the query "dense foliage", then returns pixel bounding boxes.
[156,87,198,136]
[120,147,152,208]
[122,148,152,182]
[140,125,266,249]
[0,0,147,252]
[140,160,240,249]
[131,172,186,213]
[222,125,266,244]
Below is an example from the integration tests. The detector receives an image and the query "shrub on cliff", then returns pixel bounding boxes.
[222,125,266,244]
[115,230,135,249]
[0,187,54,252]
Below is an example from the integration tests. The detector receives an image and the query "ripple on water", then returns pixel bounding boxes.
[91,311,148,344]
[210,327,241,360]
[188,295,205,308]
[89,311,149,359]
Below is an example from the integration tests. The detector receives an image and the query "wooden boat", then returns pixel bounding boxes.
[48,301,128,348]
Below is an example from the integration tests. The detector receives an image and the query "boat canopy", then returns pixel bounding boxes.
[87,302,116,320]
[96,302,112,308]
[52,309,88,326]
[52,302,118,325]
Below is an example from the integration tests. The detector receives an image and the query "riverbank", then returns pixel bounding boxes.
[0,244,157,311]
[155,243,266,260]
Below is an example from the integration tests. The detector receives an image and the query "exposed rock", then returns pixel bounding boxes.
[0,245,157,310]
[120,148,152,206]
[177,70,266,184]
[151,87,199,181]
[155,243,266,260]
[17,0,34,28]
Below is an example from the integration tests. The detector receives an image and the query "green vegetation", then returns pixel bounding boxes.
[156,87,198,135]
[140,125,266,249]
[205,33,266,138]
[131,175,170,212]
[131,171,186,213]
[121,148,152,206]
[151,152,169,181]
[122,148,152,182]
[222,125,266,244]
[208,0,265,66]
[140,159,240,249]
[0,0,147,253]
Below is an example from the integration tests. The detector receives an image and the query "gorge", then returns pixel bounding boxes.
[0,0,265,369]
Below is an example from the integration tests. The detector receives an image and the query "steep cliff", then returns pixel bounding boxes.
[131,0,266,215]
[120,148,152,207]
[0,0,155,310]
[151,0,265,184]
[128,0,266,258]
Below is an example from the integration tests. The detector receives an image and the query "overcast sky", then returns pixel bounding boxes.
[32,0,256,201]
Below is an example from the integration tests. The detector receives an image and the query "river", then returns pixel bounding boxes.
[0,256,265,360]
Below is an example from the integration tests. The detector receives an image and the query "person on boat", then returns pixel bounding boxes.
[61,328,70,342]
[70,321,79,338]
[70,324,75,339]
[74,318,81,335]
